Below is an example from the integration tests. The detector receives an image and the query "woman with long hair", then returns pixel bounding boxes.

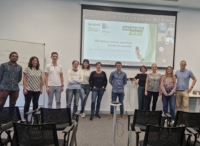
[23,56,43,118]
[145,63,162,111]
[80,59,91,118]
[161,66,176,122]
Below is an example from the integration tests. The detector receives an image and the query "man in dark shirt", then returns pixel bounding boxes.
[109,62,127,119]
[0,52,22,107]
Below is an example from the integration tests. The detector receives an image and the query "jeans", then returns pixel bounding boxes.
[24,91,40,118]
[146,91,159,111]
[91,88,104,115]
[138,86,146,110]
[110,92,125,115]
[47,86,62,108]
[66,89,80,117]
[80,84,90,113]
[0,89,19,107]
[162,93,175,121]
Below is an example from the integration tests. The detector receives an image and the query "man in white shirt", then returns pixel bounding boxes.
[45,52,64,108]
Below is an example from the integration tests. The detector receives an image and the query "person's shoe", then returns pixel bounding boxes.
[109,114,113,119]
[95,114,101,119]
[121,114,126,119]
[90,115,94,121]
[81,113,86,118]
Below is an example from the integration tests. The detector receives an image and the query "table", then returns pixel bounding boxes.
[189,93,200,112]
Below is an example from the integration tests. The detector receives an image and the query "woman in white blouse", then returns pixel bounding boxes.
[23,56,43,118]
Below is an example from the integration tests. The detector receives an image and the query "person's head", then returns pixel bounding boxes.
[180,60,187,70]
[135,47,139,51]
[9,52,18,63]
[51,52,58,62]
[82,59,90,70]
[115,62,122,71]
[95,62,102,71]
[161,37,165,42]
[140,65,147,74]
[28,56,40,70]
[72,60,79,70]
[164,66,175,82]
[151,63,157,72]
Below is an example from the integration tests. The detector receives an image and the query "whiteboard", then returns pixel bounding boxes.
[0,39,45,84]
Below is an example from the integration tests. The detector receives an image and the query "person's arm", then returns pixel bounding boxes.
[124,73,127,86]
[45,72,50,93]
[169,77,176,95]
[159,75,162,96]
[18,67,22,83]
[188,77,197,93]
[0,64,4,84]
[89,72,94,89]
[161,76,167,95]
[109,72,113,86]
[60,73,64,92]
[145,76,149,96]
[103,72,108,89]
[134,74,139,85]
[23,73,28,95]
[40,72,43,94]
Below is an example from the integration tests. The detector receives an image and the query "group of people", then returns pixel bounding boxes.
[0,52,197,122]
[134,61,196,121]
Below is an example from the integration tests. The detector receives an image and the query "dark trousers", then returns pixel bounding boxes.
[24,91,40,116]
[138,86,146,110]
[0,89,19,107]
[91,88,104,115]
[145,91,159,111]
[110,92,125,115]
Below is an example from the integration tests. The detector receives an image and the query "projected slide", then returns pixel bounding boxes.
[81,7,177,67]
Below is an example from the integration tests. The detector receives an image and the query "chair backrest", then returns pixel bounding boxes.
[143,125,185,146]
[174,111,200,128]
[0,107,21,125]
[40,108,72,126]
[132,110,162,129]
[13,122,59,146]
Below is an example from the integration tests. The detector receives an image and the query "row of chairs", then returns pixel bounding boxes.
[127,110,200,146]
[0,107,79,146]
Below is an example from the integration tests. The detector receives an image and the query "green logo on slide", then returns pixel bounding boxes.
[122,26,144,36]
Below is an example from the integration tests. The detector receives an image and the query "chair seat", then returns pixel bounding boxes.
[56,123,70,130]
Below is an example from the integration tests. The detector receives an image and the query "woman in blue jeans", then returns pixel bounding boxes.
[89,62,107,121]
[161,66,176,122]
[80,59,91,118]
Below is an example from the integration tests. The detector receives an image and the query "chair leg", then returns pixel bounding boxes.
[75,137,77,146]
[136,133,139,146]
[193,134,198,146]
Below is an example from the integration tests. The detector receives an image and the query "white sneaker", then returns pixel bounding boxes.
[81,113,86,118]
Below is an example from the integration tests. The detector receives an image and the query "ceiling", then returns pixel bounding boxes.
[81,0,200,9]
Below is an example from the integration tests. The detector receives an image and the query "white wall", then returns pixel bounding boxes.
[0,0,199,113]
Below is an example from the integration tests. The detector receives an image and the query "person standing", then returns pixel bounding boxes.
[45,52,64,108]
[80,59,91,118]
[134,65,147,110]
[161,66,176,121]
[175,60,197,112]
[23,57,43,118]
[109,62,127,119]
[145,64,162,111]
[66,60,82,119]
[89,62,107,121]
[0,52,22,107]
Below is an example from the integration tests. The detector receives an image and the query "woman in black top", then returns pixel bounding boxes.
[134,65,147,110]
[89,62,107,120]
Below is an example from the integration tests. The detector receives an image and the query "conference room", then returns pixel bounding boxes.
[0,0,200,146]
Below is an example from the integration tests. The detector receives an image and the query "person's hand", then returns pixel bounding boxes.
[187,88,192,93]
[102,86,104,89]
[93,86,96,89]
[164,93,168,96]
[61,86,64,92]
[159,91,162,96]
[134,81,138,85]
[23,89,28,95]
[145,91,148,96]
[40,89,43,94]
[46,87,50,93]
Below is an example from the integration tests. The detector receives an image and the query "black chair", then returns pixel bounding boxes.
[13,122,78,146]
[0,107,22,146]
[174,111,200,146]
[135,124,186,146]
[127,110,162,146]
